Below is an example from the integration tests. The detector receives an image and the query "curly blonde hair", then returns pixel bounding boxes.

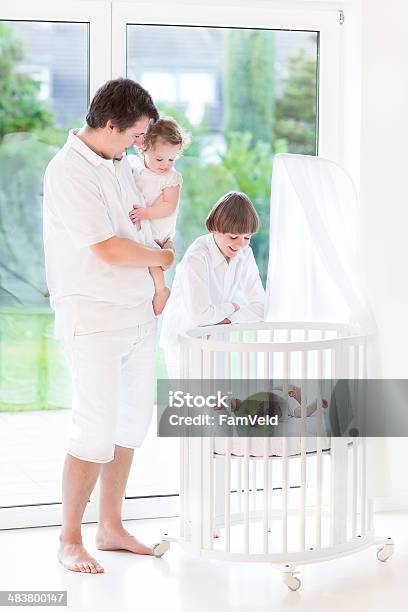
[141,117,191,153]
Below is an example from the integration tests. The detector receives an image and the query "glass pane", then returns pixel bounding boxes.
[0,20,88,508]
[127,24,318,283]
[125,23,319,498]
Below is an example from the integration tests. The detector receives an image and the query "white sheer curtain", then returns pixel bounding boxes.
[266,154,375,333]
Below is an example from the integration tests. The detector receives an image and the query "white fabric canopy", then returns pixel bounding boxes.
[265,154,375,333]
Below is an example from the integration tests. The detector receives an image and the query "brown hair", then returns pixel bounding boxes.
[86,78,159,131]
[141,117,191,152]
[205,191,260,234]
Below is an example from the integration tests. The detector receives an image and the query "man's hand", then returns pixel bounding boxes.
[161,238,176,270]
[129,204,149,223]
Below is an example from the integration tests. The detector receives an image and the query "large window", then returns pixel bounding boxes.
[0,2,110,527]
[127,24,319,283]
[0,20,89,512]
[0,2,341,528]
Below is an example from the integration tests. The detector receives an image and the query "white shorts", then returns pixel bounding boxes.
[64,320,157,463]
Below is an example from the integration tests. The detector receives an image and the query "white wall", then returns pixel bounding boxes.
[355,0,408,506]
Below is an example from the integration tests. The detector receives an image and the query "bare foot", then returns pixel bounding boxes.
[58,541,104,573]
[96,526,153,555]
[153,287,170,316]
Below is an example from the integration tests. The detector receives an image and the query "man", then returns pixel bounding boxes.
[43,79,174,574]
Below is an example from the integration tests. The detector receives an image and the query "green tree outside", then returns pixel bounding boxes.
[223,29,276,147]
[0,23,54,142]
[275,49,318,154]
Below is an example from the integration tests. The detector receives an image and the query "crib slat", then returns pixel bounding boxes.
[352,438,358,538]
[360,437,367,535]
[354,343,360,379]
[224,437,231,552]
[251,461,257,514]
[180,436,187,538]
[263,438,269,554]
[283,347,289,396]
[225,345,231,379]
[281,332,290,553]
[237,458,242,515]
[202,345,211,378]
[330,438,348,546]
[238,332,243,379]
[244,438,250,554]
[282,442,288,553]
[300,350,308,551]
[263,351,269,380]
[315,349,323,548]
[202,438,214,550]
[331,347,336,379]
[243,345,249,379]
[270,328,275,378]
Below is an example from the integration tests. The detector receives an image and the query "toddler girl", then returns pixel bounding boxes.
[128,117,190,314]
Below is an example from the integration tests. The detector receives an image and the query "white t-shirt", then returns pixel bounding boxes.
[160,233,265,350]
[128,154,182,241]
[43,129,159,339]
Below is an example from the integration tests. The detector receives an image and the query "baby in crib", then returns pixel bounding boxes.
[128,117,190,314]
[229,386,328,421]
[284,385,328,417]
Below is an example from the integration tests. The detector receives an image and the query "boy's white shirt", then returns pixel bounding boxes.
[43,129,159,339]
[160,233,265,351]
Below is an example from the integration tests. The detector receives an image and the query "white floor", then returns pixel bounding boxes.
[0,511,406,612]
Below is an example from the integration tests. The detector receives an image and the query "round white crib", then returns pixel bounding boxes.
[156,322,394,591]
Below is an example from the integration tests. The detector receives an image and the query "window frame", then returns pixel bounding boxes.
[112,1,342,162]
[0,0,111,530]
[0,0,111,98]
[0,0,343,530]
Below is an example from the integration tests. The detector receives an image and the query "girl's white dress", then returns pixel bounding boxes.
[128,154,182,241]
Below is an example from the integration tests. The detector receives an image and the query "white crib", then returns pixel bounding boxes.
[156,322,394,591]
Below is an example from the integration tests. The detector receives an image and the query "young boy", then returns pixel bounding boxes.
[160,191,265,378]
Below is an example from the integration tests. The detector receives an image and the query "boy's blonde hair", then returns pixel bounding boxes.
[205,191,260,235]
[141,116,190,152]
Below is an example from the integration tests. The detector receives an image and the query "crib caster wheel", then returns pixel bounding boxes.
[282,572,301,591]
[153,539,170,558]
[377,543,394,562]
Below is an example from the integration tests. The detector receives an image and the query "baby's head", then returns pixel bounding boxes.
[140,117,190,174]
[206,191,259,259]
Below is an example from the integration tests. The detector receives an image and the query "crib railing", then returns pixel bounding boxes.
[169,321,393,590]
[180,321,367,381]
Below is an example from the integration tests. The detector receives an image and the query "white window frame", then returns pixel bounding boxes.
[0,0,111,530]
[0,1,111,98]
[0,0,343,529]
[112,1,342,163]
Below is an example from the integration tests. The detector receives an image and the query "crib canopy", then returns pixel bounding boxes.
[265,154,374,334]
